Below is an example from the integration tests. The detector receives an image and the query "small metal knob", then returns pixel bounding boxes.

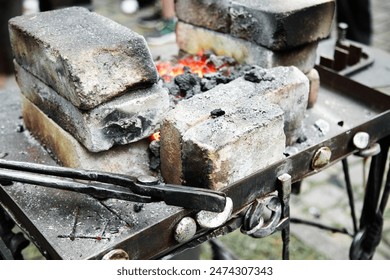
[102,249,129,260]
[353,132,370,150]
[137,175,158,185]
[174,217,197,243]
[312,147,332,170]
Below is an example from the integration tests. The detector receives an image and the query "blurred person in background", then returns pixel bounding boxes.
[145,0,176,45]
[39,0,92,11]
[0,0,22,87]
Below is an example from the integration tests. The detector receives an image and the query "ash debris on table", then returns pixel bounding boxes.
[0,152,8,159]
[314,119,330,136]
[133,203,144,213]
[210,108,226,118]
[16,124,24,133]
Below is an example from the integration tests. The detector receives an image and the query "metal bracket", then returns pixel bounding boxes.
[241,191,282,238]
[355,143,381,158]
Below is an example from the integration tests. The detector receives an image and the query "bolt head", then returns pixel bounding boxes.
[338,22,349,31]
[174,217,197,243]
[102,249,129,260]
[137,175,158,185]
[312,147,332,170]
[353,132,370,150]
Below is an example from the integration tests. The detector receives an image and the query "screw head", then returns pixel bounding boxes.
[102,249,129,260]
[312,147,332,170]
[353,132,370,150]
[174,217,197,243]
[137,175,158,185]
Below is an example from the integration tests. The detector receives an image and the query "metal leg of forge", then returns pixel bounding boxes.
[284,136,390,260]
[350,136,390,259]
[0,207,30,260]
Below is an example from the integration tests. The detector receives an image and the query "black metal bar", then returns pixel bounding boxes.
[359,140,389,229]
[379,162,390,214]
[350,139,389,259]
[342,158,358,234]
[0,168,153,203]
[315,65,390,111]
[278,174,291,260]
[281,226,290,260]
[290,217,353,236]
[379,138,390,214]
[0,159,227,213]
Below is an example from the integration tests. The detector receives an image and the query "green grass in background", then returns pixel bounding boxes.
[200,230,326,260]
[22,229,326,260]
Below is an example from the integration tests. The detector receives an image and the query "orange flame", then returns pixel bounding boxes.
[149,131,161,142]
[156,52,218,82]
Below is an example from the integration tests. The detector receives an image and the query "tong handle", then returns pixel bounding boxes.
[0,168,152,202]
[0,159,227,212]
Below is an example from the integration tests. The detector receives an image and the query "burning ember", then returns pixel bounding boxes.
[149,131,161,142]
[156,52,218,82]
[156,51,256,104]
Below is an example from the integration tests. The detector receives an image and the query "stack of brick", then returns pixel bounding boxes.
[175,0,334,107]
[160,66,309,190]
[175,0,335,72]
[9,7,169,176]
[158,0,334,189]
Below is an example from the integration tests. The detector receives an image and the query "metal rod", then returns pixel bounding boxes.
[342,158,358,234]
[0,168,152,202]
[0,159,227,212]
[0,158,141,191]
[378,137,390,214]
[359,141,389,229]
[278,173,291,260]
[281,226,290,260]
[379,163,390,214]
[290,217,353,236]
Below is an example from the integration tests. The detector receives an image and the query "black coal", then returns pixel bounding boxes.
[159,53,265,106]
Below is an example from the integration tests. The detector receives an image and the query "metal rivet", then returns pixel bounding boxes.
[137,175,158,185]
[312,147,332,170]
[353,132,370,150]
[102,249,129,260]
[174,217,197,243]
[196,197,233,229]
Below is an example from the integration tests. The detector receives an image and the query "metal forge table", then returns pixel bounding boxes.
[1,40,389,260]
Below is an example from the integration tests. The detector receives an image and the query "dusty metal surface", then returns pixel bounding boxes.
[1,41,390,260]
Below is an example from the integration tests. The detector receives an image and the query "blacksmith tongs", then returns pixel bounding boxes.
[0,159,226,213]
